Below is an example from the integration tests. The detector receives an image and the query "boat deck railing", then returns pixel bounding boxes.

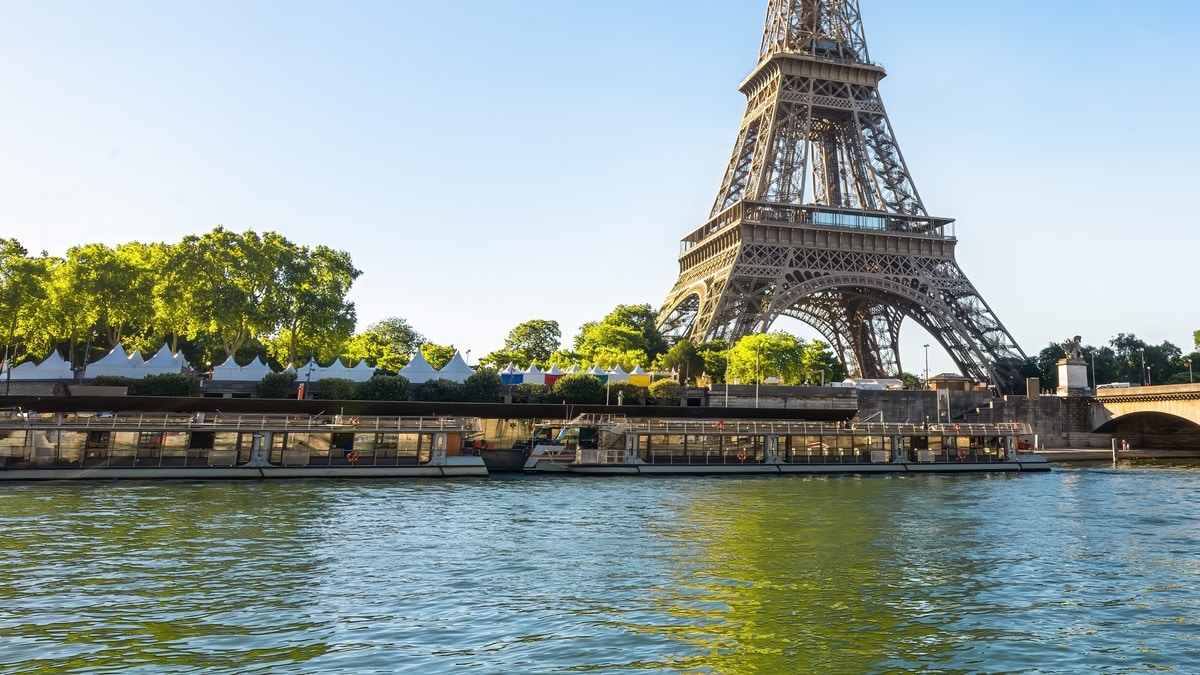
[569,416,1031,436]
[0,411,480,433]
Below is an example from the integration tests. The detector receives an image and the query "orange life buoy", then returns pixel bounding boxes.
[347,451,360,464]
[736,449,747,461]
[953,423,961,432]
[715,420,726,431]
[956,450,967,461]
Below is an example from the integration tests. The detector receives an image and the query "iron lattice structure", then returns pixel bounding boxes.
[658,0,1027,392]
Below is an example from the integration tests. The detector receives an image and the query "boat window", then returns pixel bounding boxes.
[794,434,824,455]
[397,433,421,454]
[86,431,110,449]
[137,432,164,450]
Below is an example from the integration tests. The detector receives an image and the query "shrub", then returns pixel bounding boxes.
[513,383,551,403]
[605,381,646,406]
[256,372,297,399]
[315,377,357,401]
[356,374,411,401]
[648,378,682,405]
[550,373,605,404]
[416,378,466,402]
[130,373,200,397]
[463,369,503,403]
[90,375,137,388]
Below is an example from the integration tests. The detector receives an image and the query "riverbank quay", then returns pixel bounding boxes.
[1039,448,1200,462]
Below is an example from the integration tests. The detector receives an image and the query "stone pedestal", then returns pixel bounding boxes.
[1057,358,1089,396]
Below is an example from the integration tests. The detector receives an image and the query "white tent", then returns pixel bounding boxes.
[4,360,41,380]
[607,365,630,383]
[437,351,476,383]
[294,359,321,382]
[565,364,580,374]
[34,351,74,380]
[142,344,189,376]
[239,356,274,381]
[500,362,523,386]
[210,355,274,382]
[524,363,545,386]
[587,365,609,384]
[210,355,244,381]
[1,350,74,380]
[399,352,439,384]
[87,343,140,378]
[321,358,351,382]
[348,360,375,383]
[127,349,146,368]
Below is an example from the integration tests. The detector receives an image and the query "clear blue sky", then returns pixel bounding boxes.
[2,0,1197,376]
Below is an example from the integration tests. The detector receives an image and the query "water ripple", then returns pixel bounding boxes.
[0,469,1197,673]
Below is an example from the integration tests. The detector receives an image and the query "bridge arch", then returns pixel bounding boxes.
[1090,386,1200,447]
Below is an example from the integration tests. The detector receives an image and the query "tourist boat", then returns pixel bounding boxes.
[0,409,488,480]
[522,414,1048,474]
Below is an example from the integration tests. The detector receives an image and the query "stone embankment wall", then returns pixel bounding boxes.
[856,390,1111,449]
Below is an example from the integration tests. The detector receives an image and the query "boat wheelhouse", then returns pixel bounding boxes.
[0,409,488,480]
[523,415,1048,474]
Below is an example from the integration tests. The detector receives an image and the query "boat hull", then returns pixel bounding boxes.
[0,460,489,481]
[564,456,1050,475]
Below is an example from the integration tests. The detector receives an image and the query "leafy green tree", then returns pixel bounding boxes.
[356,374,411,401]
[725,332,845,385]
[315,377,357,400]
[419,343,458,370]
[648,378,681,405]
[463,368,503,403]
[416,378,465,402]
[264,243,360,366]
[550,373,605,404]
[0,240,53,365]
[727,332,805,384]
[256,371,297,398]
[54,242,156,349]
[900,372,922,390]
[806,341,846,384]
[171,228,282,358]
[345,317,424,372]
[477,348,529,371]
[1031,342,1060,391]
[545,350,578,370]
[574,303,667,368]
[508,320,561,362]
[696,340,729,382]
[657,340,705,385]
[1195,330,1200,350]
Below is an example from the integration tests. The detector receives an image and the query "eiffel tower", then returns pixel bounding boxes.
[657,0,1027,392]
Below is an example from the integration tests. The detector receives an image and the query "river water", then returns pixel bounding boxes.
[1,463,1197,674]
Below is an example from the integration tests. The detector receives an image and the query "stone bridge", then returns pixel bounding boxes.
[1090,383,1200,448]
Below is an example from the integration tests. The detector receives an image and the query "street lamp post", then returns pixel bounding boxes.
[1140,348,1147,386]
[754,346,761,409]
[923,344,930,389]
[1090,349,1097,390]
[1186,358,1194,384]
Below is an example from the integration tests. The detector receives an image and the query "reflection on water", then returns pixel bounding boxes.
[0,468,1197,673]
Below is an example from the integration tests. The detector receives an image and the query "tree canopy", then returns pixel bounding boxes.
[0,229,360,370]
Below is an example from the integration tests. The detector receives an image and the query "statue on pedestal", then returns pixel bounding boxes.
[1060,336,1083,360]
[1057,335,1088,396]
